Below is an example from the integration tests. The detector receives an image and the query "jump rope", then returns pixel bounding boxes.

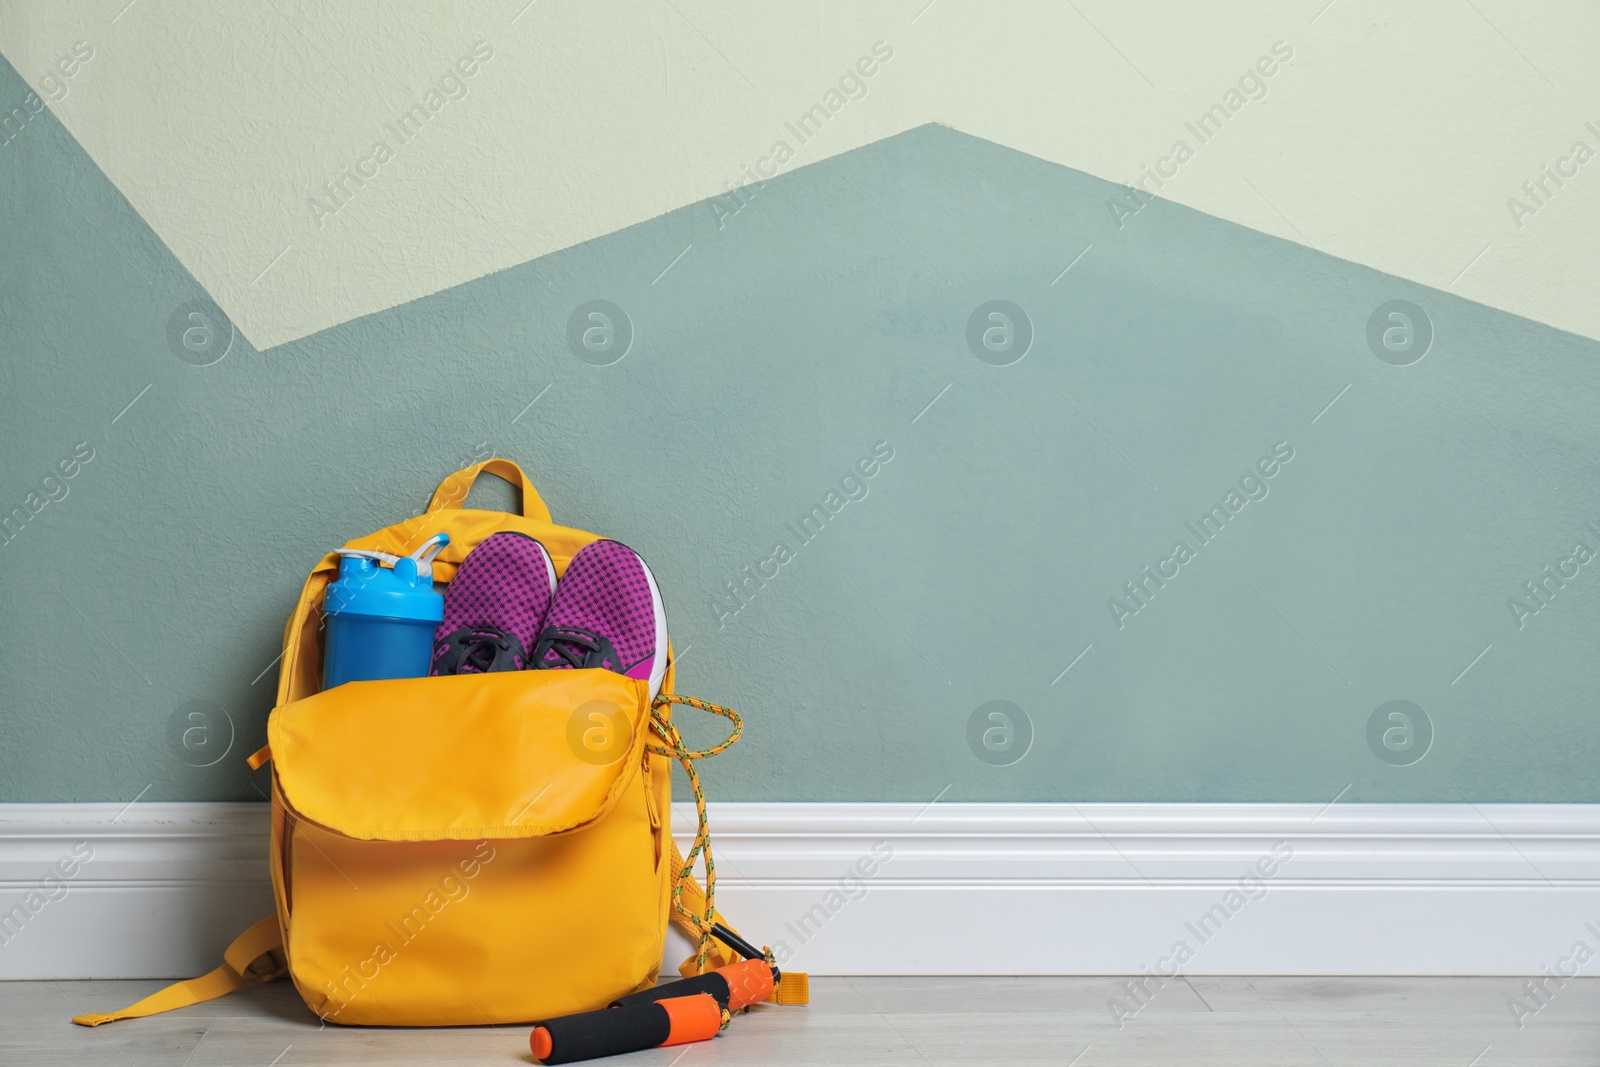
[529,926,782,1064]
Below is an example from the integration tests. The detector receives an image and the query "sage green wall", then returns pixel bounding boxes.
[3,55,1598,803]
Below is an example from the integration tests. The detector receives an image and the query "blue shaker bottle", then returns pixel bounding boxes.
[322,534,449,689]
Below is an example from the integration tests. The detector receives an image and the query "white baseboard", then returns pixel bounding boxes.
[668,802,1600,976]
[0,803,273,980]
[4,802,1597,978]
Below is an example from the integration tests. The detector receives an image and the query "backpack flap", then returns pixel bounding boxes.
[264,669,669,1025]
[268,670,653,840]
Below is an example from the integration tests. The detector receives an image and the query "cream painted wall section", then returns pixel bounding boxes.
[2,0,1596,348]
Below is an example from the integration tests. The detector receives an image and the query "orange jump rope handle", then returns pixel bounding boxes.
[610,957,775,1013]
[656,994,723,1045]
[716,958,776,1010]
[530,993,721,1065]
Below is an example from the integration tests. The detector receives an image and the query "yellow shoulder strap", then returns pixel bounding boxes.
[72,916,284,1026]
[666,841,808,1006]
[71,869,805,1022]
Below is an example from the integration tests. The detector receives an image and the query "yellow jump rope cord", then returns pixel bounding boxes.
[648,693,743,970]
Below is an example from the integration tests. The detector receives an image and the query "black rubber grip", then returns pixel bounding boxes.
[612,972,732,1011]
[534,1001,670,1065]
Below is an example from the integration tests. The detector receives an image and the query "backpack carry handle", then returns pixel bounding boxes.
[426,458,552,522]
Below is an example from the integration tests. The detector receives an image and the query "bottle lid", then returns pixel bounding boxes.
[324,539,447,622]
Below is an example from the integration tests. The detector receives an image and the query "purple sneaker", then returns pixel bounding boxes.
[533,539,668,698]
[431,532,556,675]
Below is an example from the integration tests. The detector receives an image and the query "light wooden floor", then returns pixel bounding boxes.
[7,975,1598,1065]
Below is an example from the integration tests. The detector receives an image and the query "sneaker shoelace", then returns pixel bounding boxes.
[434,626,526,674]
[534,625,622,672]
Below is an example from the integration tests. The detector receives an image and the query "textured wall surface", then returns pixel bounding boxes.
[3,49,1600,804]
[0,2,1597,347]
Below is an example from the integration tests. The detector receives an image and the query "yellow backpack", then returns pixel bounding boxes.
[75,459,806,1027]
